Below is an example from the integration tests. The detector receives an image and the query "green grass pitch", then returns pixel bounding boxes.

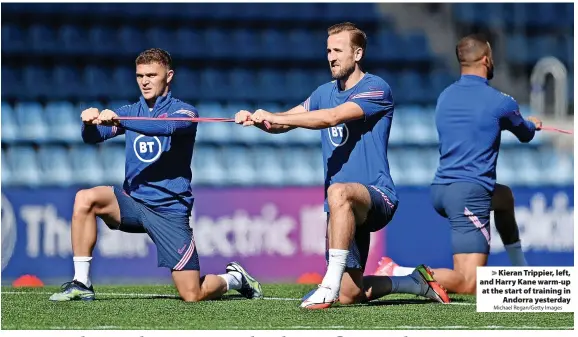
[1,284,573,330]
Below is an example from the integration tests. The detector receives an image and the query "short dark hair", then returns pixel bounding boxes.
[455,34,491,66]
[135,48,173,70]
[328,22,367,55]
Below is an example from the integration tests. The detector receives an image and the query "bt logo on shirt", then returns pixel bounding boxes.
[327,124,349,147]
[133,135,163,163]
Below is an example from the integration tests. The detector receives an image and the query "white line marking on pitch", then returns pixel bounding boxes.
[2,291,474,305]
[1,291,299,301]
[40,325,573,330]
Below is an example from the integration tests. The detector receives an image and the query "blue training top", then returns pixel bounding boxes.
[81,91,198,214]
[432,75,536,192]
[301,73,398,211]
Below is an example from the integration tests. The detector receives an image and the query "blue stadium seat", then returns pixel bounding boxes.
[117,26,146,56]
[14,102,48,141]
[78,100,105,112]
[529,36,559,63]
[1,102,17,143]
[389,110,406,145]
[28,24,57,54]
[37,145,73,186]
[173,28,203,59]
[204,28,230,58]
[280,148,316,185]
[44,101,81,142]
[526,3,558,28]
[387,148,407,185]
[313,70,330,88]
[172,68,200,101]
[250,147,284,186]
[496,151,518,185]
[515,149,541,186]
[194,102,229,143]
[429,71,456,101]
[396,105,436,144]
[232,29,260,60]
[376,32,403,62]
[229,69,258,101]
[24,66,52,99]
[404,31,432,62]
[286,69,311,101]
[1,147,13,186]
[560,3,574,28]
[506,34,529,64]
[398,72,427,104]
[1,3,29,14]
[58,25,88,55]
[261,29,286,60]
[222,102,266,144]
[84,66,114,99]
[199,68,228,101]
[452,3,476,24]
[234,3,270,21]
[109,100,132,111]
[195,101,226,119]
[112,67,139,99]
[397,149,433,185]
[99,144,125,185]
[59,3,94,16]
[569,74,574,103]
[222,146,256,185]
[69,146,104,185]
[7,146,42,186]
[304,147,324,185]
[88,26,117,56]
[324,3,360,23]
[53,66,83,99]
[539,151,573,185]
[2,24,25,54]
[289,127,321,146]
[191,146,227,186]
[288,30,314,60]
[146,27,175,53]
[564,36,573,66]
[2,67,25,99]
[154,3,208,20]
[256,70,284,101]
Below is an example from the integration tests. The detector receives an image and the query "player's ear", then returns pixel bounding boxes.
[166,69,174,84]
[354,47,363,62]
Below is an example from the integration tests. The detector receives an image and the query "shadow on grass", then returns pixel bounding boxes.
[93,294,249,301]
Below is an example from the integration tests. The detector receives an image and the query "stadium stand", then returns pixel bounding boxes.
[1,3,573,187]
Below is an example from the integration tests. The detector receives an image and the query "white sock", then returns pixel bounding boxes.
[219,271,242,291]
[322,249,348,294]
[390,275,422,295]
[394,266,415,276]
[73,256,92,288]
[505,241,528,266]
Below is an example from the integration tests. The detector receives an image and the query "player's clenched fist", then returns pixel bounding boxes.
[251,109,274,124]
[528,116,542,130]
[97,109,120,126]
[235,110,254,126]
[81,108,100,125]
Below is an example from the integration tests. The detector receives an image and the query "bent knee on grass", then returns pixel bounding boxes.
[338,269,367,305]
[453,253,487,294]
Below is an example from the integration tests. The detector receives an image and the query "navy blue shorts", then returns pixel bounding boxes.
[326,184,398,271]
[431,182,492,255]
[111,187,199,271]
